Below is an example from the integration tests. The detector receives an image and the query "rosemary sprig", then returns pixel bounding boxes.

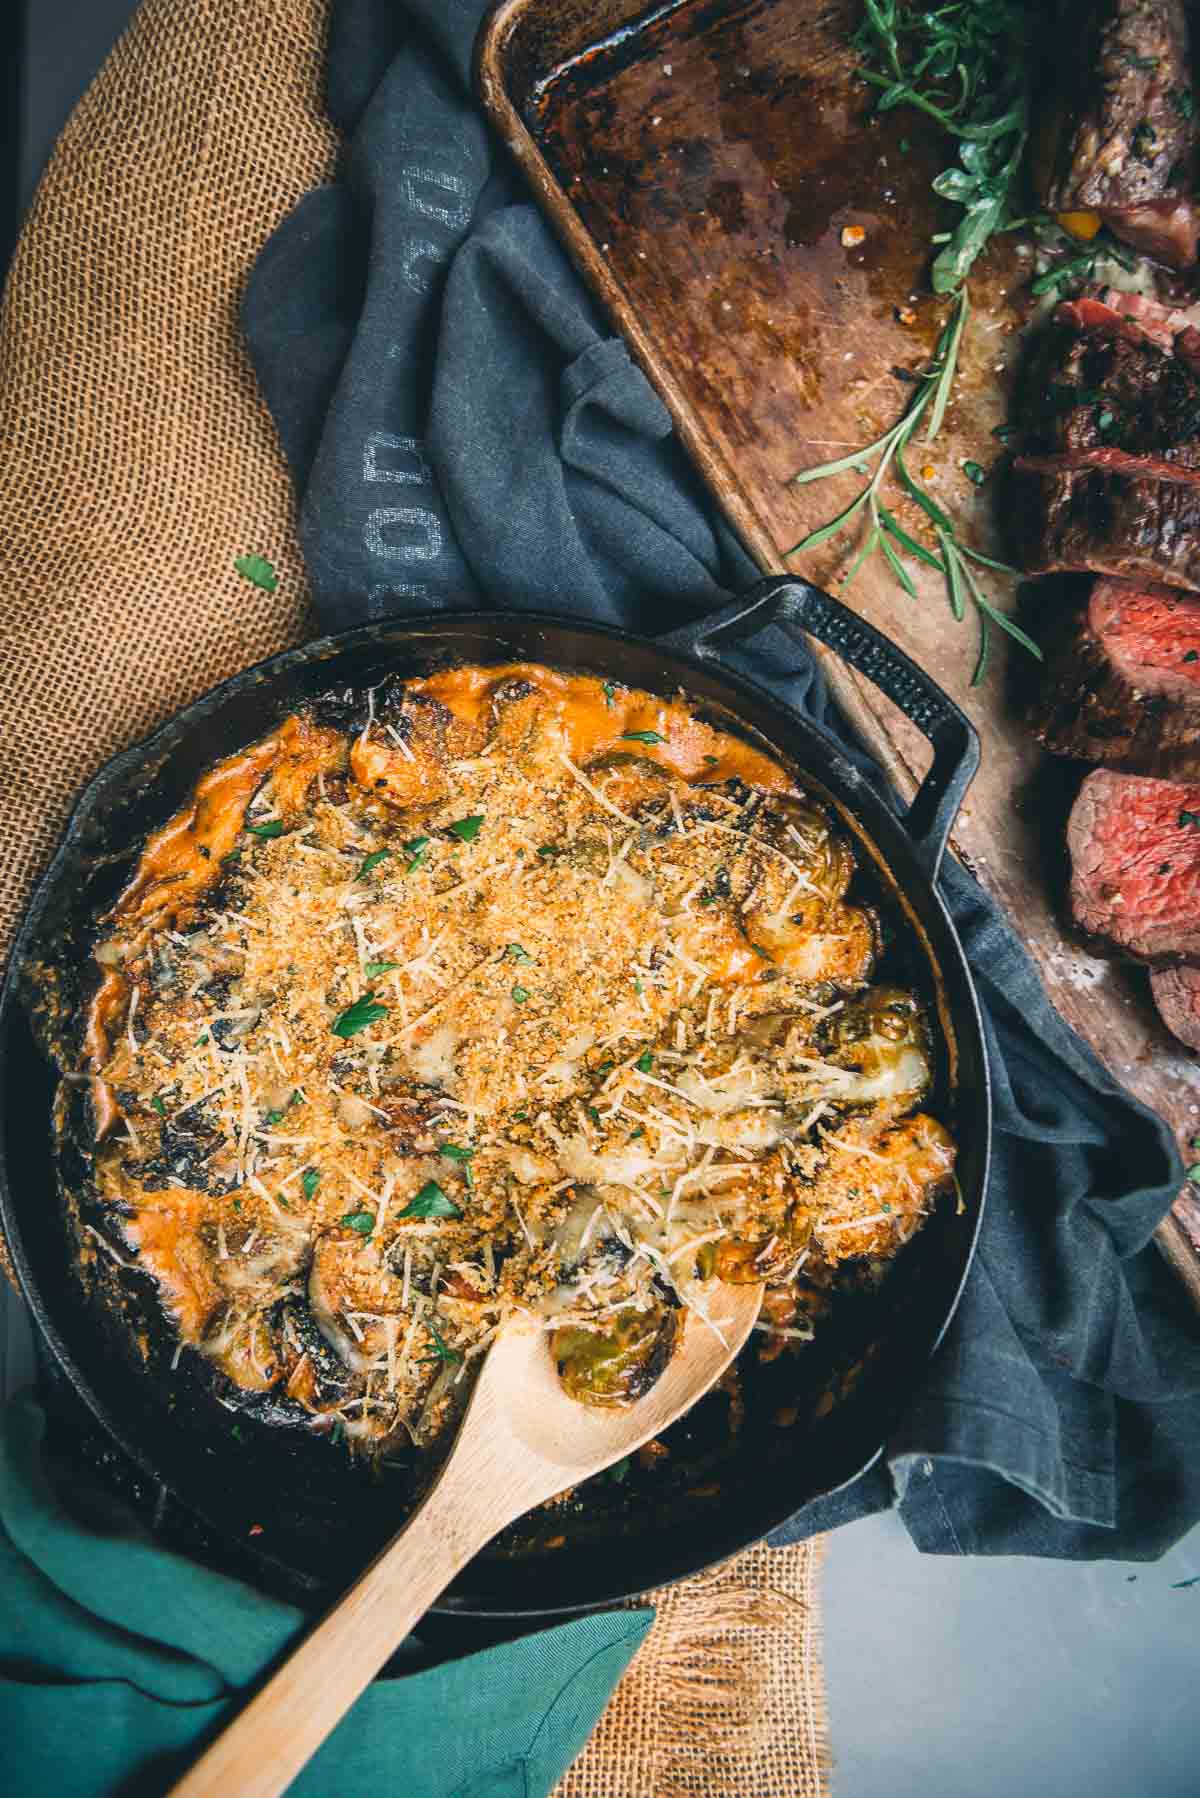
[788,292,1040,685]
[787,3,1043,682]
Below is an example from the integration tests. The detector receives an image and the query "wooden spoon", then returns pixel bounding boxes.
[170,1285,763,1798]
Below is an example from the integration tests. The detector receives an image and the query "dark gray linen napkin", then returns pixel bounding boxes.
[242,0,1200,1559]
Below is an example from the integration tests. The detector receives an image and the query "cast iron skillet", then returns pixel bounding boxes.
[0,576,990,1617]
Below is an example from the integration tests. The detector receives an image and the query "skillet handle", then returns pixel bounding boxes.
[659,576,979,881]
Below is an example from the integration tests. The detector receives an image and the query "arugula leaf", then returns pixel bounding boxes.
[234,553,278,592]
[621,730,665,746]
[302,1169,320,1200]
[356,849,391,880]
[332,992,389,1037]
[246,819,286,838]
[341,1211,375,1233]
[398,1180,462,1220]
[447,815,484,843]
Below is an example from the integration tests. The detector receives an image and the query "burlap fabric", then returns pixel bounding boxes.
[0,1,830,1789]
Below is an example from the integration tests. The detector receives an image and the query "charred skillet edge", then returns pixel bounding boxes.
[0,604,991,1614]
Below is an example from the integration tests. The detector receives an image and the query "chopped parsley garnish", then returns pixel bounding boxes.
[246,819,285,838]
[513,1109,529,1122]
[332,992,389,1037]
[234,553,278,592]
[419,1318,463,1366]
[506,942,533,962]
[1178,811,1200,830]
[587,1105,602,1125]
[398,1180,462,1220]
[749,941,775,961]
[302,1169,320,1200]
[403,835,430,873]
[331,1419,345,1446]
[635,1049,653,1073]
[1184,651,1199,664]
[150,1095,166,1116]
[962,460,986,486]
[609,1456,631,1483]
[621,729,665,745]
[363,959,400,977]
[195,1032,209,1046]
[265,1091,301,1125]
[341,1211,375,1233]
[447,814,484,843]
[703,754,720,766]
[537,843,562,857]
[602,680,617,707]
[633,978,644,994]
[1187,1165,1200,1186]
[511,984,530,1004]
[630,1125,645,1140]
[438,1143,474,1163]
[356,848,391,880]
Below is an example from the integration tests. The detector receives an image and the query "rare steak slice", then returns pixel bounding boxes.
[1068,769,1200,960]
[1020,306,1200,470]
[1034,577,1200,776]
[1151,964,1200,1048]
[1012,463,1200,588]
[1034,0,1198,267]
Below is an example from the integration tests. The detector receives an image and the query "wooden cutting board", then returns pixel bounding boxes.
[479,0,1200,1298]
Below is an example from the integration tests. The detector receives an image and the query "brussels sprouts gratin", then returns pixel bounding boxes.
[79,663,957,1453]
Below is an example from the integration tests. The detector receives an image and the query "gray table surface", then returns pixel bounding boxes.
[8,7,1200,1792]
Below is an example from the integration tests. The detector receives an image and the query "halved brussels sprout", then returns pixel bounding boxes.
[819,987,930,1112]
[551,1303,677,1408]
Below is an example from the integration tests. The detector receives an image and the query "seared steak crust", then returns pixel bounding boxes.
[1036,0,1197,266]
[1151,964,1200,1046]
[1068,768,1200,961]
[1012,463,1200,588]
[1033,579,1200,775]
[1021,309,1200,469]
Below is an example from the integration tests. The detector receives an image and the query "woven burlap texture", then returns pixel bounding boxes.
[0,1,830,1790]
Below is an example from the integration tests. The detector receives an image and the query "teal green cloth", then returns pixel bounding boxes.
[0,1394,652,1796]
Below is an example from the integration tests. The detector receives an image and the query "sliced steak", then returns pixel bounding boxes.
[1035,0,1198,267]
[1068,768,1200,960]
[1151,963,1200,1047]
[1020,305,1200,469]
[1034,577,1200,775]
[1012,463,1200,588]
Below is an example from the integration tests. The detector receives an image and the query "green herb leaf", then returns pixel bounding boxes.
[331,1419,344,1446]
[634,978,644,994]
[1178,811,1200,830]
[246,819,286,838]
[630,1125,645,1140]
[150,1095,167,1116]
[602,680,617,707]
[511,984,530,1004]
[438,1143,475,1164]
[403,835,430,873]
[447,814,484,843]
[1184,651,1199,664]
[341,1211,375,1233]
[195,1032,209,1046]
[620,730,666,746]
[609,1456,631,1484]
[750,942,775,961]
[537,843,562,858]
[419,1317,463,1365]
[302,1169,320,1200]
[234,553,278,592]
[399,1180,462,1220]
[1187,1165,1200,1185]
[332,993,389,1037]
[506,943,533,962]
[635,1049,653,1073]
[356,849,391,880]
[962,460,986,485]
[363,960,400,977]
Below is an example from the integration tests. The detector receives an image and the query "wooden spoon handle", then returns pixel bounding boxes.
[169,1433,547,1798]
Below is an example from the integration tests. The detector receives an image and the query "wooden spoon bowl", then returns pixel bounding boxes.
[171,1283,764,1798]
